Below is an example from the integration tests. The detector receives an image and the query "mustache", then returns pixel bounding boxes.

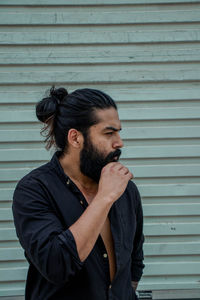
[105,149,121,163]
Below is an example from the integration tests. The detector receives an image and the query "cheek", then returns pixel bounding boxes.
[91,134,114,152]
[98,139,113,151]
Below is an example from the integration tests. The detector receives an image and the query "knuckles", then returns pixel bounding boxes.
[101,163,132,181]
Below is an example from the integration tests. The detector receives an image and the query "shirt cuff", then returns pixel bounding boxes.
[131,262,145,282]
[58,229,84,268]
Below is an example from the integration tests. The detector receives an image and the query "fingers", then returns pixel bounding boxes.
[119,165,134,180]
[107,162,133,178]
[99,162,134,202]
[128,172,134,180]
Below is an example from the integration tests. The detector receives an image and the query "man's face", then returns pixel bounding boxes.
[80,108,123,183]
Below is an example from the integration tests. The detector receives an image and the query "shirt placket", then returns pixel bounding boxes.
[67,177,121,299]
[96,235,111,285]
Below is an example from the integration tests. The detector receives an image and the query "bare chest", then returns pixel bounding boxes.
[78,189,117,281]
[100,217,116,282]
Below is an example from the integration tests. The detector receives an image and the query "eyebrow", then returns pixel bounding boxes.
[104,126,122,132]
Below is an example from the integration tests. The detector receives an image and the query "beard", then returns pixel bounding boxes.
[80,136,121,183]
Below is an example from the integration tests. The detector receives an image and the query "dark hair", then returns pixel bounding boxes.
[36,86,117,152]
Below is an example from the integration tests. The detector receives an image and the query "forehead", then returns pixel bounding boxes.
[92,108,121,130]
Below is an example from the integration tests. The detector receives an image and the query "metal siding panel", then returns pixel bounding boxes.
[1,30,200,45]
[1,11,200,25]
[1,86,200,103]
[0,0,200,4]
[1,45,200,65]
[0,1,200,298]
[1,107,200,122]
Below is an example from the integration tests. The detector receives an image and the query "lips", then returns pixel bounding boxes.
[106,149,121,163]
[112,156,119,162]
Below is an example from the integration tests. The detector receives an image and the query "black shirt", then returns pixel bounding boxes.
[12,151,145,300]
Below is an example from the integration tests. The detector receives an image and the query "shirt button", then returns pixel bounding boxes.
[103,253,108,258]
[66,179,70,185]
[80,200,84,205]
[109,284,112,289]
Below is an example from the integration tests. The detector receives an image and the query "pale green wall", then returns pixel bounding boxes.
[0,0,200,298]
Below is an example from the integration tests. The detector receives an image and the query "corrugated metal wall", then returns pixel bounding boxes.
[0,1,200,298]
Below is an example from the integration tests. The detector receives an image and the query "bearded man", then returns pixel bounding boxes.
[13,87,145,300]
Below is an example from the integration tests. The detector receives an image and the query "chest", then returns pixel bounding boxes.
[100,217,113,244]
[50,181,137,256]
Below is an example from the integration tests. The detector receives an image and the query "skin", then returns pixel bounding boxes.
[59,107,138,290]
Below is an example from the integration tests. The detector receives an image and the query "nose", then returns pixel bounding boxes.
[113,133,124,149]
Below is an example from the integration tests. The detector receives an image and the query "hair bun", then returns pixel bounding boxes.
[50,86,68,105]
[36,86,68,123]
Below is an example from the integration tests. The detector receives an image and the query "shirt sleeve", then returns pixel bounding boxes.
[12,177,84,286]
[131,183,145,282]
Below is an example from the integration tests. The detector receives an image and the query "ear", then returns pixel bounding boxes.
[67,129,84,148]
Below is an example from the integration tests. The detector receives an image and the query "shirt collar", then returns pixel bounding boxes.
[50,151,69,183]
[50,151,80,194]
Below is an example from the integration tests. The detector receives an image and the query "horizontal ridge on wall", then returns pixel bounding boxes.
[0,0,200,5]
[0,85,200,103]
[1,30,200,45]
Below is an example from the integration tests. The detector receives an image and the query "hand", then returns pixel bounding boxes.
[97,162,133,204]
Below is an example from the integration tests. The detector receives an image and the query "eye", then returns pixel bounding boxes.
[106,132,113,135]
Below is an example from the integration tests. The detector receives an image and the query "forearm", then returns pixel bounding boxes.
[69,162,133,262]
[69,195,113,262]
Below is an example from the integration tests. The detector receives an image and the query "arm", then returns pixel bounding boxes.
[131,184,145,285]
[13,179,84,286]
[69,162,133,261]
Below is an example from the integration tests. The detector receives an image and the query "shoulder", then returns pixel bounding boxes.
[126,180,141,199]
[13,161,55,203]
[125,180,142,210]
[13,161,56,213]
[15,161,52,189]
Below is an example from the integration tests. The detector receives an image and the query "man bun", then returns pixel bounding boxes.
[36,86,68,123]
[35,86,117,152]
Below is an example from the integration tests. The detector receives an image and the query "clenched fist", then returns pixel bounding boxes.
[97,162,133,204]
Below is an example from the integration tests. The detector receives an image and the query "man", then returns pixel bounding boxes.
[13,87,145,300]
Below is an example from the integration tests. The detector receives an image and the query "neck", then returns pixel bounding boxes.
[59,152,98,195]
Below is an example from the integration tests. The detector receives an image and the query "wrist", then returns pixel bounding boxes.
[93,193,114,207]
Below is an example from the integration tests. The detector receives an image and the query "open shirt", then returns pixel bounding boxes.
[13,151,145,300]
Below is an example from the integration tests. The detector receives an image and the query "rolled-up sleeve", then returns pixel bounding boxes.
[12,178,84,286]
[131,186,145,282]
